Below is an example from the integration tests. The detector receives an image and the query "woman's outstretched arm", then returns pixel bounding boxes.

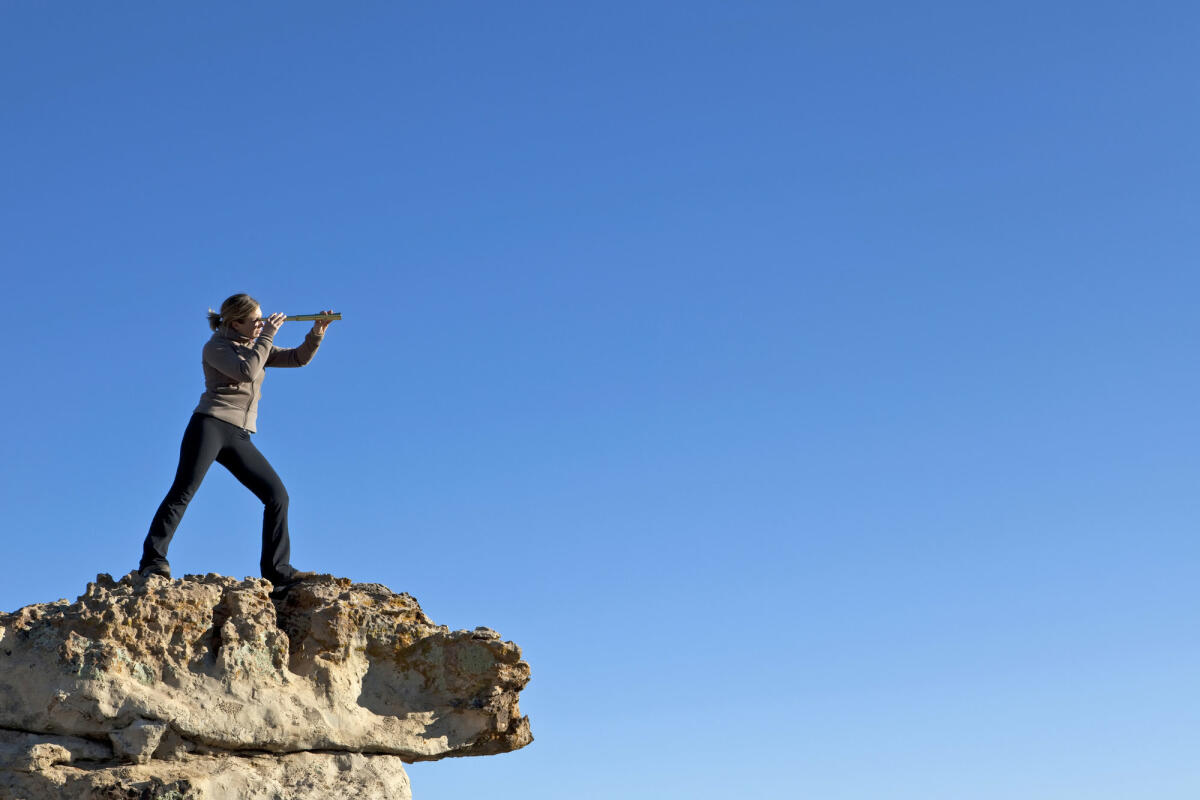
[266,309,334,368]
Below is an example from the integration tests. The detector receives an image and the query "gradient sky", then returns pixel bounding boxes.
[2,3,1198,798]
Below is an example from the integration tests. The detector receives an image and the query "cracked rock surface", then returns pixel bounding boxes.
[0,573,531,798]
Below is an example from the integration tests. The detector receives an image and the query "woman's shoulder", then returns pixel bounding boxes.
[202,331,241,356]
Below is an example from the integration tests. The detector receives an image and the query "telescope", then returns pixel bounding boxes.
[285,312,342,321]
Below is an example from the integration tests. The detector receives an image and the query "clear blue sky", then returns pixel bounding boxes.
[2,2,1198,797]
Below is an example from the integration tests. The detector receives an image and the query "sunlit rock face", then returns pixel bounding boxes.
[0,573,531,799]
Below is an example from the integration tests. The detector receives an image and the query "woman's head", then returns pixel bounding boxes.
[207,293,263,336]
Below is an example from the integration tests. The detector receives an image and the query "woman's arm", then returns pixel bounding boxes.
[266,330,324,368]
[266,310,333,368]
[204,330,276,381]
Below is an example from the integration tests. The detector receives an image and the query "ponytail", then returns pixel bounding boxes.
[207,309,222,331]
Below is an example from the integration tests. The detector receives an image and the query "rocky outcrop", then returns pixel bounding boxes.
[0,573,531,798]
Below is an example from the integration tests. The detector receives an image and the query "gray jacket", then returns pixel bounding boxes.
[193,324,324,432]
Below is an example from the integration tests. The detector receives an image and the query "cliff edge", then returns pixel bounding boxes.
[0,573,531,799]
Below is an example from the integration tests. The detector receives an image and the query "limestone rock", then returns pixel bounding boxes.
[0,738,413,800]
[0,573,531,798]
[109,719,168,764]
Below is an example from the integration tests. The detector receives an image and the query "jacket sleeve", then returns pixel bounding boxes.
[203,332,275,381]
[266,331,324,368]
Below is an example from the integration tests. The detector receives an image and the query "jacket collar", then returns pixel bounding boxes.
[219,323,253,343]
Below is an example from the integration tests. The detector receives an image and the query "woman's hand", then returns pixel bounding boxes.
[262,312,287,336]
[312,309,336,335]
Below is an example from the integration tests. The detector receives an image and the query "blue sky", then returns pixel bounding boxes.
[2,2,1198,797]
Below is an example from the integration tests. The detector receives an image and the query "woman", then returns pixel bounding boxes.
[138,293,335,588]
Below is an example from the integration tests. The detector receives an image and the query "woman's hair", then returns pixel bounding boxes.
[207,293,261,331]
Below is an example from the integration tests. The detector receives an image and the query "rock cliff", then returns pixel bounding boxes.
[0,573,531,799]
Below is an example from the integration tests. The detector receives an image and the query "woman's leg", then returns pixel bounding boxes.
[216,430,295,582]
[140,414,227,571]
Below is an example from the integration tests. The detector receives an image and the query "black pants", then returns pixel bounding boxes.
[141,413,296,581]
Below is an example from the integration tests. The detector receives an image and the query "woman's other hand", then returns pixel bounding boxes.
[312,309,335,335]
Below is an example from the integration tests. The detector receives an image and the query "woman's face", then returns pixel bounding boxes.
[229,306,264,339]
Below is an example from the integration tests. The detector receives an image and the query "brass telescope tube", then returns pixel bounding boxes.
[284,312,342,321]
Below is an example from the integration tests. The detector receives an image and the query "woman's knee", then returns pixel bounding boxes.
[264,484,290,509]
[165,482,199,506]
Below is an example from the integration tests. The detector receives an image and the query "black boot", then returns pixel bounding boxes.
[138,562,172,579]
